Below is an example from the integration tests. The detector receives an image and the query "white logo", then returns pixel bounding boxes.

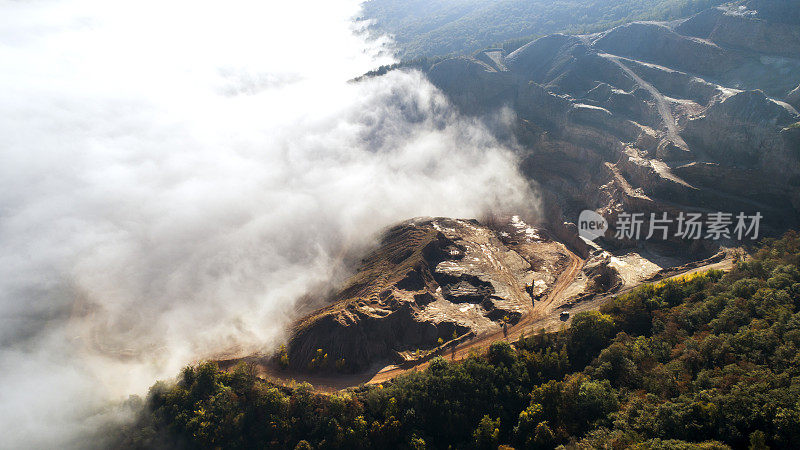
[578,210,608,241]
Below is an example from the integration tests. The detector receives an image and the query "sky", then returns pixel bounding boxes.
[0,0,533,447]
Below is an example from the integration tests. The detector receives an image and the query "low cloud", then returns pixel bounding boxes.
[0,0,535,447]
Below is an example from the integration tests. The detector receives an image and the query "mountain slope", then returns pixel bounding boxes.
[362,0,729,58]
[426,0,800,239]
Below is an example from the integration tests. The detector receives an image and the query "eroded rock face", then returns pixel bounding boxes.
[426,2,800,236]
[287,217,568,372]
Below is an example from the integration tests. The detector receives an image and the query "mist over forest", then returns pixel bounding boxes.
[2,0,800,448]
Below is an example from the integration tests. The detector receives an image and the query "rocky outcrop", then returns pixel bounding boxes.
[287,218,570,372]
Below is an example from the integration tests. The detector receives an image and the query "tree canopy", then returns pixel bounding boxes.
[115,231,800,449]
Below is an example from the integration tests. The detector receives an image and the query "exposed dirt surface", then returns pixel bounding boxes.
[428,3,800,235]
[364,241,583,386]
[222,221,734,392]
[283,217,566,374]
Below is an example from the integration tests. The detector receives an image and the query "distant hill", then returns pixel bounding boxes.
[361,0,728,58]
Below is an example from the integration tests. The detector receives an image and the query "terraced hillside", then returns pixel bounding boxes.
[426,0,800,239]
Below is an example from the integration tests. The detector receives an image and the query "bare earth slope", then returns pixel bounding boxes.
[286,217,571,373]
[428,0,800,236]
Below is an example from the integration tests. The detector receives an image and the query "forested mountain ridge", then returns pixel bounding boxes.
[114,231,800,448]
[361,0,729,58]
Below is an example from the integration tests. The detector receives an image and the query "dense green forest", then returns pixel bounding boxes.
[361,0,728,58]
[115,231,800,449]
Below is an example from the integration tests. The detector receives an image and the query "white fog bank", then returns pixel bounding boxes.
[0,0,534,447]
